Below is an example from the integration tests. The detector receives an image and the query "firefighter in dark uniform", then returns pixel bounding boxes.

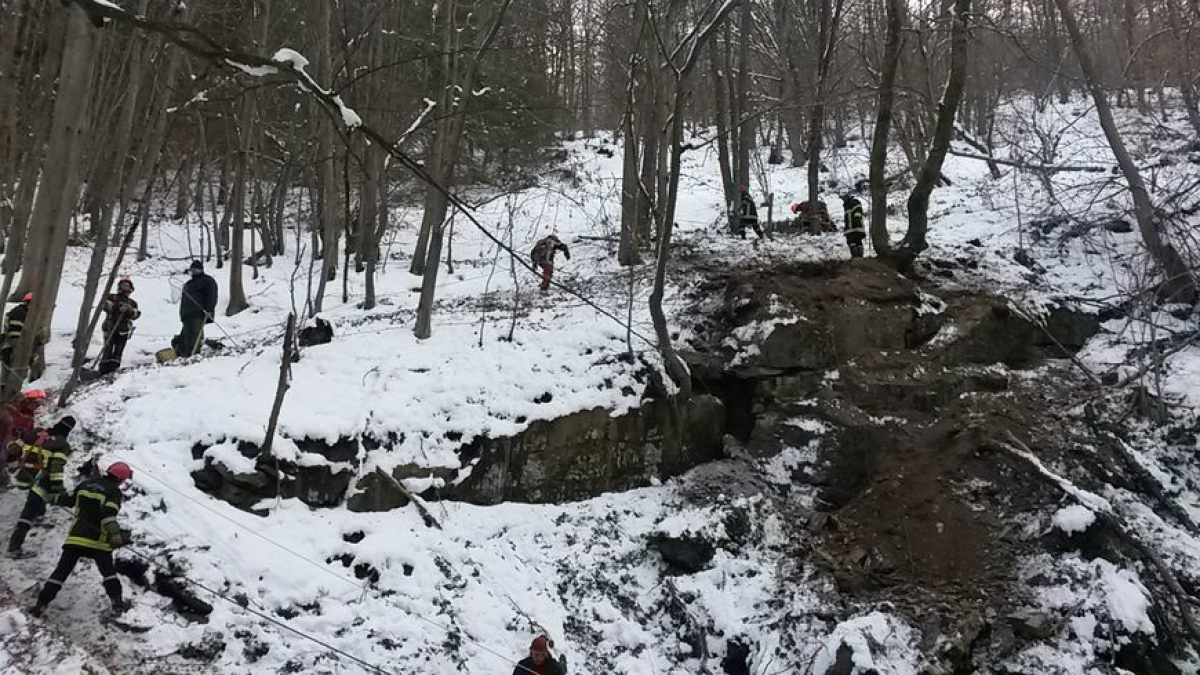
[841,194,867,258]
[1,291,32,369]
[30,461,134,617]
[99,278,141,375]
[11,426,49,491]
[732,185,764,239]
[7,416,75,557]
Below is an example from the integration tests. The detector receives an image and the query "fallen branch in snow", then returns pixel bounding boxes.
[379,471,443,530]
[1084,405,1200,536]
[663,578,714,675]
[993,431,1200,645]
[948,149,1110,174]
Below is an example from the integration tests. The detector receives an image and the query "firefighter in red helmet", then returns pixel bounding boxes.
[29,461,134,617]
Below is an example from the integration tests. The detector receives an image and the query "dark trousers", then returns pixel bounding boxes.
[846,232,866,258]
[9,488,46,551]
[178,317,206,357]
[98,331,130,375]
[36,544,122,608]
[737,218,764,239]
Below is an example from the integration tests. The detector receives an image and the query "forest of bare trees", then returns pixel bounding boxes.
[0,0,1197,396]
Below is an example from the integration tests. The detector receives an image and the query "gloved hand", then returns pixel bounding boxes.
[563,251,571,260]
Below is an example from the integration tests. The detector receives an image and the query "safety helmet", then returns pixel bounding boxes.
[107,461,133,482]
[21,291,32,302]
[118,277,135,292]
[790,203,801,214]
[24,389,47,401]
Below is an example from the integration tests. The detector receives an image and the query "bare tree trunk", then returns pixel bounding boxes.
[899,0,971,260]
[5,7,96,394]
[649,0,741,399]
[70,0,151,367]
[869,0,905,255]
[411,0,513,281]
[260,313,295,457]
[1053,0,1197,303]
[313,0,338,314]
[734,1,753,191]
[710,46,736,231]
[618,55,643,265]
[414,0,515,338]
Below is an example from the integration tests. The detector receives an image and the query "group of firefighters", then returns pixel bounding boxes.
[732,185,869,257]
[0,387,568,673]
[0,260,220,382]
[531,186,870,293]
[0,388,134,617]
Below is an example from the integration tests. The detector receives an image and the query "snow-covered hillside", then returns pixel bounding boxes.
[2,96,1199,674]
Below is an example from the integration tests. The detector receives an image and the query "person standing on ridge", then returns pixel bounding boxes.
[8,416,76,558]
[512,635,565,675]
[731,185,764,239]
[841,193,867,258]
[98,277,141,375]
[176,260,218,358]
[531,234,571,293]
[29,461,134,617]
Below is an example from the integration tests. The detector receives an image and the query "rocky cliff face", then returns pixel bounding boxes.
[191,394,727,512]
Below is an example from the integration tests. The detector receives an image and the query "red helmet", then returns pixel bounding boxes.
[107,462,133,482]
[24,389,47,401]
[790,203,801,214]
[21,292,32,302]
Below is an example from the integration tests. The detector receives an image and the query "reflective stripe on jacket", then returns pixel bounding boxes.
[64,477,124,552]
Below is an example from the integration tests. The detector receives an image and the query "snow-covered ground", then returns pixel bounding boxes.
[2,94,1199,673]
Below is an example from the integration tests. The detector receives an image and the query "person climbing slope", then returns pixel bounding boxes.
[512,635,565,675]
[29,461,134,617]
[531,235,571,293]
[731,185,764,239]
[840,193,867,258]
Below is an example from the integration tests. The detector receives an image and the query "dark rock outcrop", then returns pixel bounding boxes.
[651,534,716,574]
[436,394,726,505]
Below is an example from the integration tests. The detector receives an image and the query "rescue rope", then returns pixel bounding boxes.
[39,500,395,675]
[125,462,551,675]
[119,547,399,675]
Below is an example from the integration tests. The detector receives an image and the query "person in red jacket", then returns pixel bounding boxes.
[512,635,565,675]
[1,389,44,490]
[531,235,570,293]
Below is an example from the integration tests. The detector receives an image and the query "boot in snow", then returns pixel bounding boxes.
[28,604,45,618]
[7,546,32,560]
[110,599,132,615]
